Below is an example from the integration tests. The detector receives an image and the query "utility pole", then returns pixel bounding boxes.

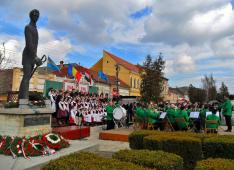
[115,64,120,98]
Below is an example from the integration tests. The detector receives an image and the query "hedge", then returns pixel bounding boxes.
[113,149,183,170]
[129,130,208,150]
[196,158,234,170]
[203,135,234,159]
[42,152,151,170]
[143,135,202,170]
[129,130,159,149]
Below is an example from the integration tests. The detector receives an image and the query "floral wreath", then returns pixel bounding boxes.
[44,133,61,144]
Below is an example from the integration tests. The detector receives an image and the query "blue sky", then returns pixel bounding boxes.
[1,0,234,93]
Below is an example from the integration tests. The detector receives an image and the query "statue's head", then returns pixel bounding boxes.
[29,9,40,23]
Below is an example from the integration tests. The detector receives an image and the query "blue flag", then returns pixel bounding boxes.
[68,64,73,77]
[98,70,108,81]
[47,57,60,71]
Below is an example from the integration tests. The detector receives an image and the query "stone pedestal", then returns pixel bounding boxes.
[19,99,29,109]
[0,108,53,137]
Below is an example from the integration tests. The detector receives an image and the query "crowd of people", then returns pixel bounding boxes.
[134,96,232,133]
[48,89,109,126]
[48,88,232,133]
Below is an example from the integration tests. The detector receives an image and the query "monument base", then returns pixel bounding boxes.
[19,99,29,109]
[0,108,53,137]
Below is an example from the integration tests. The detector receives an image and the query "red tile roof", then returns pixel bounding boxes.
[104,50,139,73]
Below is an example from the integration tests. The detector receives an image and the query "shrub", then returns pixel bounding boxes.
[203,135,234,159]
[42,152,151,170]
[113,149,183,170]
[129,130,209,150]
[143,135,202,170]
[196,158,234,170]
[129,130,159,149]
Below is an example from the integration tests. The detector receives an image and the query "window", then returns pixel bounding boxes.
[130,77,132,87]
[138,79,140,89]
[134,79,136,88]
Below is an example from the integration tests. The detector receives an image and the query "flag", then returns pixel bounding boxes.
[72,66,82,82]
[98,70,108,81]
[84,71,93,85]
[68,64,73,77]
[47,57,60,71]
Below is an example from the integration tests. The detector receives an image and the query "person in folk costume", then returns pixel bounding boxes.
[80,108,86,125]
[58,97,67,125]
[96,109,102,123]
[69,104,77,125]
[91,109,97,123]
[84,109,91,125]
[64,97,71,125]
[48,89,56,116]
[76,108,83,126]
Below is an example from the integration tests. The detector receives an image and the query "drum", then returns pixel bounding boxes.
[113,107,126,120]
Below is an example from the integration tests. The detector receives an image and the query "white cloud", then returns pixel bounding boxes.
[0,28,83,68]
[1,0,234,92]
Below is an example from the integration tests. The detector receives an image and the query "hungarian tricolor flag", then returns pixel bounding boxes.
[72,66,82,82]
[84,71,93,85]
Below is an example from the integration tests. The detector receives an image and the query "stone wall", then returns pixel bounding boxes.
[0,69,13,95]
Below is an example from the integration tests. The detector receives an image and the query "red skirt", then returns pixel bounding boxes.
[57,109,67,118]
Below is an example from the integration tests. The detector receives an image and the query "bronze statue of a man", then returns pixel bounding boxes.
[18,9,42,101]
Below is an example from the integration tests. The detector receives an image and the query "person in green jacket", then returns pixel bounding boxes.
[221,96,233,132]
[200,104,209,130]
[145,106,159,125]
[175,106,189,130]
[166,104,177,127]
[106,101,114,130]
[134,103,146,128]
[206,106,220,131]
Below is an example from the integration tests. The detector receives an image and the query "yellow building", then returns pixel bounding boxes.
[91,50,142,96]
[0,67,56,101]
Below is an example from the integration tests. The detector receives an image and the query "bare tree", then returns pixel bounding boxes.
[0,42,15,70]
[201,74,217,101]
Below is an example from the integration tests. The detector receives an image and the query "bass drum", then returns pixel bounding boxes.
[113,107,126,120]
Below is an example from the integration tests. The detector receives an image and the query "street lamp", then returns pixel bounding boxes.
[115,64,120,99]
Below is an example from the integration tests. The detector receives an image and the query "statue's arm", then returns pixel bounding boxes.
[25,26,37,58]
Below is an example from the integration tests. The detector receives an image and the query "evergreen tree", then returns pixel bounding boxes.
[140,53,165,103]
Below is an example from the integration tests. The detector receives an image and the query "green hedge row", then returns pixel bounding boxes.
[203,135,234,159]
[113,149,183,170]
[196,158,234,170]
[129,130,234,169]
[143,135,202,170]
[42,152,151,170]
[128,130,208,149]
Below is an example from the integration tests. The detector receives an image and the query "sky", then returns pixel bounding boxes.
[0,0,234,93]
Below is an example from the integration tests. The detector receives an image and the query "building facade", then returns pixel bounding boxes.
[0,67,55,101]
[91,50,141,96]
